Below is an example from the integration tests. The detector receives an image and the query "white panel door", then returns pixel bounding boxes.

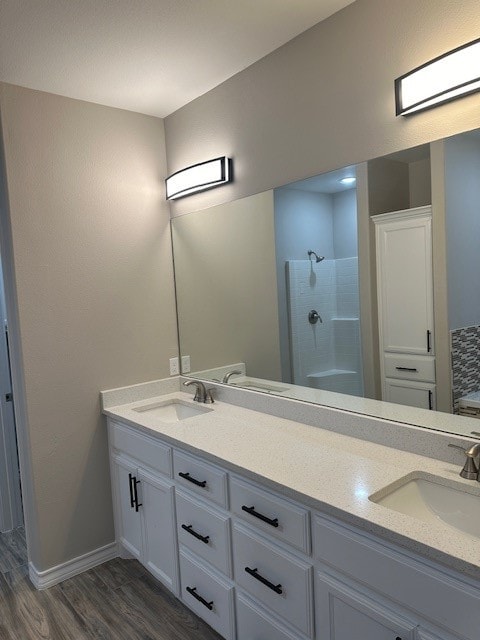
[112,455,142,560]
[315,570,416,640]
[375,209,434,355]
[384,379,436,410]
[139,468,179,595]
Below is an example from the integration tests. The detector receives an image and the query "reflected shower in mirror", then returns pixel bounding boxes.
[171,127,480,438]
[274,166,363,399]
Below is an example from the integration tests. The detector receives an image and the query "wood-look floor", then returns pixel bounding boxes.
[0,529,222,640]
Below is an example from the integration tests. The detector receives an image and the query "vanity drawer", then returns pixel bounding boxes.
[230,476,310,553]
[176,490,231,576]
[384,353,435,382]
[232,523,313,637]
[236,592,301,640]
[179,549,235,640]
[109,422,171,476]
[173,450,228,508]
[313,515,480,640]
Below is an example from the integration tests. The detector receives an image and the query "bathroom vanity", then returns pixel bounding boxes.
[102,380,480,640]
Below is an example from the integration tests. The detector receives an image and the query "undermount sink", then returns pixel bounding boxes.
[370,474,480,539]
[230,378,290,393]
[132,399,213,423]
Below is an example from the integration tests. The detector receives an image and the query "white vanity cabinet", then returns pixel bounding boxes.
[109,424,179,595]
[315,570,417,640]
[313,515,478,640]
[107,417,480,640]
[373,207,436,409]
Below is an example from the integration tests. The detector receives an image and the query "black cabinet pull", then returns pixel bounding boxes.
[178,471,207,488]
[186,586,213,610]
[133,477,142,512]
[427,329,432,352]
[241,505,279,528]
[128,473,135,509]
[181,524,210,544]
[395,366,418,372]
[428,389,433,410]
[244,566,283,594]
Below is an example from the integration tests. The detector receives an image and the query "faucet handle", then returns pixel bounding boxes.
[205,388,215,404]
[448,444,479,479]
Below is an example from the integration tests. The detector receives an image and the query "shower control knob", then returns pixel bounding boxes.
[308,310,323,324]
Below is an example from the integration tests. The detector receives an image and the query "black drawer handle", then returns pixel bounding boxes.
[395,367,418,372]
[128,473,142,511]
[128,473,135,508]
[245,566,283,594]
[186,586,213,610]
[427,329,432,352]
[181,524,210,544]
[241,505,279,528]
[178,471,207,488]
[133,477,142,512]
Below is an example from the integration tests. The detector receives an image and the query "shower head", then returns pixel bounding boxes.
[308,250,325,263]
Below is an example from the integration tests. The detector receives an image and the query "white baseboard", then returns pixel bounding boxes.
[29,541,119,590]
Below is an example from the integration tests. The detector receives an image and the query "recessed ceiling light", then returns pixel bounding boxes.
[339,176,356,185]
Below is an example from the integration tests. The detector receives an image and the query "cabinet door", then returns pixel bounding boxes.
[316,570,416,640]
[384,379,436,410]
[139,468,179,595]
[375,211,434,355]
[112,455,142,560]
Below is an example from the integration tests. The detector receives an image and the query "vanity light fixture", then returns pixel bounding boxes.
[395,37,480,116]
[166,156,232,200]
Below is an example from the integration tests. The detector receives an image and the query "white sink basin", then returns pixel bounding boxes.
[370,474,480,539]
[132,399,213,423]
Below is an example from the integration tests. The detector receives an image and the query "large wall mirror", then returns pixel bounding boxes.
[171,127,480,438]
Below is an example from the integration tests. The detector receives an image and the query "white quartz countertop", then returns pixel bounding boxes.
[103,391,480,581]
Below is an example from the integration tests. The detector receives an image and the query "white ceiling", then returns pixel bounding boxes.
[0,0,356,118]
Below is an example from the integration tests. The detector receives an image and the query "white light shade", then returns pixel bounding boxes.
[339,176,356,185]
[166,156,231,200]
[395,38,480,116]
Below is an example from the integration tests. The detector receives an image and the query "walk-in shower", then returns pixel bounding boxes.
[274,169,364,397]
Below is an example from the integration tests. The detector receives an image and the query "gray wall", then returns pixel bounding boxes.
[165,0,480,218]
[173,191,281,381]
[0,83,178,571]
[409,159,432,209]
[445,133,480,330]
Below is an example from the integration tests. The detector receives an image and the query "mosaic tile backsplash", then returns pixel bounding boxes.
[450,324,480,413]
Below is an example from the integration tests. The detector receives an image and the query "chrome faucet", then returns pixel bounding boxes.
[222,370,242,384]
[448,441,480,480]
[183,380,214,404]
